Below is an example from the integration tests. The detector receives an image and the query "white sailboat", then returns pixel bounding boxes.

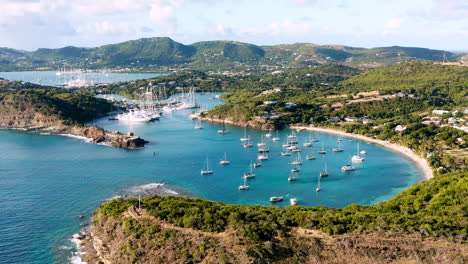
[320,161,328,177]
[317,143,327,154]
[219,152,230,165]
[194,119,203,129]
[272,130,280,141]
[243,161,256,179]
[351,143,364,162]
[306,148,316,160]
[290,152,302,165]
[265,130,272,138]
[240,127,249,141]
[316,175,321,192]
[238,176,249,190]
[258,152,268,160]
[342,154,356,172]
[303,134,312,147]
[257,134,266,147]
[243,138,253,148]
[270,196,283,202]
[253,160,262,167]
[332,141,344,152]
[200,158,213,175]
[288,171,297,181]
[281,152,291,156]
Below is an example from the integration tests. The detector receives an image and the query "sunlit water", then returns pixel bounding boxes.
[0,93,422,263]
[0,71,164,87]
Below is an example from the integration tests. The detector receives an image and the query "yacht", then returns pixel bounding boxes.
[243,161,256,179]
[288,172,297,181]
[303,134,313,147]
[281,152,291,156]
[290,152,302,165]
[316,175,321,192]
[238,176,249,190]
[217,123,229,134]
[317,143,327,154]
[320,161,329,177]
[243,138,253,148]
[253,161,262,167]
[219,152,230,165]
[291,167,300,173]
[258,153,269,160]
[257,134,266,147]
[240,127,249,141]
[272,130,280,141]
[194,120,203,129]
[290,198,298,205]
[265,130,272,138]
[306,148,316,160]
[342,155,356,171]
[351,143,365,162]
[269,196,283,202]
[360,150,368,155]
[258,147,270,153]
[332,141,344,152]
[292,148,301,152]
[200,158,213,175]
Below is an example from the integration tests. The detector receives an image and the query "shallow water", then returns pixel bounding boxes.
[0,93,422,263]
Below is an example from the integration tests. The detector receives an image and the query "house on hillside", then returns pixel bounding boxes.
[329,116,341,122]
[344,116,359,122]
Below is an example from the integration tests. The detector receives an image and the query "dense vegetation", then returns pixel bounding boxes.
[0,86,113,124]
[1,37,466,71]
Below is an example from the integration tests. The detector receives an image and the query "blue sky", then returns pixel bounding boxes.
[1,0,467,51]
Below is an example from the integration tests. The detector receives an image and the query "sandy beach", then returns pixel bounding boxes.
[290,125,434,180]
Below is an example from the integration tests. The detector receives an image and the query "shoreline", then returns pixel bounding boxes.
[290,125,433,180]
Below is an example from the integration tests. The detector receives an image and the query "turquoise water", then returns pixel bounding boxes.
[0,93,422,263]
[0,71,164,87]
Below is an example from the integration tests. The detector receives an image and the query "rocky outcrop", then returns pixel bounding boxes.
[0,98,146,149]
[81,205,468,264]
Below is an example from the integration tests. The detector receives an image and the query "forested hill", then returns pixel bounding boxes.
[0,37,466,71]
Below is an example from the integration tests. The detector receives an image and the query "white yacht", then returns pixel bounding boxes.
[219,152,230,165]
[290,152,302,165]
[272,130,280,141]
[194,120,203,129]
[269,196,283,202]
[317,143,327,154]
[258,153,269,160]
[238,176,249,190]
[265,130,272,138]
[240,127,249,141]
[243,161,256,179]
[333,141,344,152]
[360,150,368,155]
[257,134,266,147]
[351,143,365,162]
[253,161,262,167]
[291,167,300,173]
[281,152,291,156]
[320,161,329,177]
[316,175,321,192]
[200,158,213,175]
[290,198,298,205]
[288,171,297,181]
[342,155,356,171]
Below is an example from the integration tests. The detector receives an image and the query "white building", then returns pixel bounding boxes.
[432,110,449,115]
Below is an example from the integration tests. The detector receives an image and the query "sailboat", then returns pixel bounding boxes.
[342,154,356,171]
[351,143,365,162]
[332,141,344,152]
[238,176,249,190]
[272,130,280,141]
[320,161,329,177]
[219,152,230,165]
[288,171,297,181]
[258,152,268,160]
[316,175,321,192]
[240,127,249,141]
[243,138,253,148]
[194,119,203,129]
[281,151,291,156]
[200,158,213,175]
[303,134,312,147]
[253,160,262,167]
[290,152,302,165]
[310,133,319,142]
[317,143,327,154]
[265,130,272,138]
[217,123,230,134]
[257,134,266,147]
[306,148,316,160]
[270,196,283,202]
[243,161,256,179]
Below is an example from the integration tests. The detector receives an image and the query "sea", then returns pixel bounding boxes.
[0,83,423,263]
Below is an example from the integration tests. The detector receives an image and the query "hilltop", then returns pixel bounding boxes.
[0,37,466,71]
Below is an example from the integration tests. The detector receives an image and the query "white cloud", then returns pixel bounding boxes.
[386,18,405,29]
[289,0,317,6]
[76,21,134,35]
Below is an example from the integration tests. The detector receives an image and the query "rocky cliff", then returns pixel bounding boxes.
[0,92,146,148]
[80,204,467,264]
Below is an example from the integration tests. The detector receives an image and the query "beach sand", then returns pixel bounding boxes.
[290,126,433,180]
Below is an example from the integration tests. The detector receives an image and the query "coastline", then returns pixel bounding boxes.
[290,125,433,180]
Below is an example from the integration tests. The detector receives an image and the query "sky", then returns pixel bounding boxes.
[0,0,467,51]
